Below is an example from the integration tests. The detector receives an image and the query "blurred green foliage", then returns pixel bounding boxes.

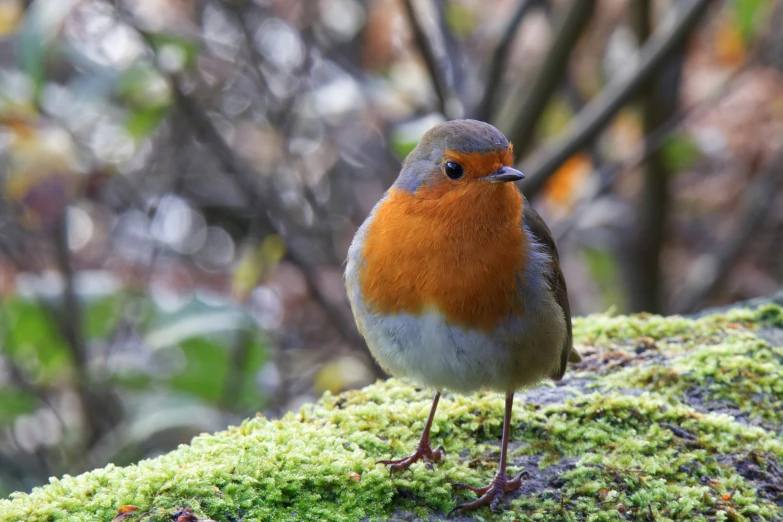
[662,132,702,172]
[732,0,768,42]
[0,291,268,496]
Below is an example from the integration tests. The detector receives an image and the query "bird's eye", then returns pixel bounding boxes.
[444,161,464,180]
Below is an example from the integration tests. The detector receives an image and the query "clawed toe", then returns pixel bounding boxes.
[452,482,490,496]
[449,471,528,515]
[505,469,530,489]
[377,445,445,474]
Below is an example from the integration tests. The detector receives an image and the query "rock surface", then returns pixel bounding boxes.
[1,305,782,521]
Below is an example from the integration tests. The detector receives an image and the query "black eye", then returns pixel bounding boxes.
[444,161,464,180]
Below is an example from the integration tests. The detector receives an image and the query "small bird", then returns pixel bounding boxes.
[345,119,581,514]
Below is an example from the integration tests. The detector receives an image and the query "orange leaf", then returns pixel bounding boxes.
[112,505,139,522]
[542,153,592,213]
[714,16,745,67]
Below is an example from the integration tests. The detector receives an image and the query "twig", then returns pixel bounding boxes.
[194,3,384,374]
[170,82,269,209]
[227,2,274,98]
[402,0,459,118]
[110,2,387,378]
[52,219,86,375]
[553,63,750,244]
[172,83,385,378]
[675,148,783,313]
[506,0,595,155]
[435,0,463,99]
[52,217,111,447]
[519,0,712,197]
[228,0,339,261]
[476,0,546,122]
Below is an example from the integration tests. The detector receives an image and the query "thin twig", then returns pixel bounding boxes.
[506,0,595,155]
[216,1,382,370]
[553,62,750,244]
[172,82,385,377]
[435,0,463,99]
[476,0,545,121]
[227,3,274,97]
[52,217,112,448]
[519,0,712,197]
[228,1,339,262]
[675,148,783,313]
[110,2,387,378]
[402,0,459,118]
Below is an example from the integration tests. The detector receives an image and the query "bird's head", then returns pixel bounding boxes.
[394,119,524,198]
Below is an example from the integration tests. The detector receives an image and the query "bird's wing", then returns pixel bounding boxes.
[522,198,581,381]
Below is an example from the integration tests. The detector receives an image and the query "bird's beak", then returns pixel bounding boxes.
[480,166,525,183]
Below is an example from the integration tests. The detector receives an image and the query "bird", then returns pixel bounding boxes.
[344,119,581,514]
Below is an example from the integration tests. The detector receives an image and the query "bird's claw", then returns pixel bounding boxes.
[377,444,445,474]
[449,470,528,515]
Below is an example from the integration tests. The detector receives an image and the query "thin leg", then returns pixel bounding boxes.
[377,391,445,473]
[450,392,527,514]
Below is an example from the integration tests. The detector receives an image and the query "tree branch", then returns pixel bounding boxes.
[108,1,388,379]
[553,63,749,244]
[475,0,546,121]
[505,0,595,155]
[52,218,119,448]
[519,0,712,197]
[402,0,460,118]
[172,84,386,379]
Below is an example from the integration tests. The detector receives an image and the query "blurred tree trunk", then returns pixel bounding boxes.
[627,1,685,313]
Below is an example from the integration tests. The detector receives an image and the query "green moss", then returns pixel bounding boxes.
[1,306,782,521]
[589,306,783,430]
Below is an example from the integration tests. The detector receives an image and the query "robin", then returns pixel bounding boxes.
[345,119,581,514]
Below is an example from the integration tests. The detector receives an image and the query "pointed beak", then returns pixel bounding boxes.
[480,165,525,183]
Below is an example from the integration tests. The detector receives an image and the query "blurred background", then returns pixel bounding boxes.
[0,0,781,496]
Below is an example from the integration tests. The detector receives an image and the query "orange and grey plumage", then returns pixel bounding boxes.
[344,119,581,513]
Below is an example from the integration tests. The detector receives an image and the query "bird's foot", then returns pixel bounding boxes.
[449,470,529,515]
[377,442,445,474]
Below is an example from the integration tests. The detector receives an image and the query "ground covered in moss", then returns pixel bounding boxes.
[1,305,782,521]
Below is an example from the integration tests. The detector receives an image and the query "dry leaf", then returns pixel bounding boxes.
[112,505,139,522]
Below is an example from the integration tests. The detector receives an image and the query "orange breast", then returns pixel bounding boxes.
[358,182,526,331]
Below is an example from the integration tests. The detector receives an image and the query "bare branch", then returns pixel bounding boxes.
[402,0,460,118]
[227,3,274,97]
[554,62,749,244]
[107,1,387,379]
[52,218,119,448]
[435,0,463,99]
[476,0,546,122]
[519,0,712,197]
[506,0,595,155]
[172,83,385,378]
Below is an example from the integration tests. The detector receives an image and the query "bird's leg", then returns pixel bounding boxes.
[450,392,527,514]
[377,391,445,473]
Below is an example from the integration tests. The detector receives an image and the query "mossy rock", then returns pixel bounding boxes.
[2,306,783,521]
